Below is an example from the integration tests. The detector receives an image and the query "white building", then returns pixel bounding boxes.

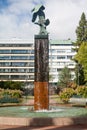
[0,39,34,86]
[49,39,76,84]
[0,39,76,85]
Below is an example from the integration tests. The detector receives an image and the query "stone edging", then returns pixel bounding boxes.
[0,116,87,126]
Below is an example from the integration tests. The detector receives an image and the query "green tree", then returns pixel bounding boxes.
[58,66,71,89]
[75,12,87,47]
[73,12,87,85]
[74,63,85,85]
[75,42,87,82]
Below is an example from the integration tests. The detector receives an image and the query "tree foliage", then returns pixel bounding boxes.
[58,66,71,89]
[75,12,87,47]
[75,42,87,82]
[0,81,23,90]
[74,63,85,85]
[73,12,87,85]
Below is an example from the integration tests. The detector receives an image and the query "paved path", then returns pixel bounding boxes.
[0,124,87,130]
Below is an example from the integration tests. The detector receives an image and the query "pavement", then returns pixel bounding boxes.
[0,124,87,130]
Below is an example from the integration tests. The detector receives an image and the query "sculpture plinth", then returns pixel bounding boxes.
[34,35,49,110]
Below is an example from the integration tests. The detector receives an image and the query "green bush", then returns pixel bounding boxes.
[0,96,19,103]
[59,88,75,103]
[11,90,23,98]
[76,86,87,98]
[1,89,23,98]
[0,88,23,104]
[0,81,23,90]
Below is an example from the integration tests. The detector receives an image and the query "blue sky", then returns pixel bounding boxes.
[0,0,9,7]
[0,0,87,41]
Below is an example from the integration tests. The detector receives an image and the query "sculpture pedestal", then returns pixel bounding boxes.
[34,35,49,110]
[34,82,49,110]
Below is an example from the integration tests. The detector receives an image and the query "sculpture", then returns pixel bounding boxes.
[32,5,49,110]
[31,5,50,35]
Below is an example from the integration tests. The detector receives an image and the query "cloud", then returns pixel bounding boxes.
[0,0,87,41]
[45,0,87,40]
[0,0,35,41]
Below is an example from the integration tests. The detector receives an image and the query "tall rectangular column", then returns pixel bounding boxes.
[34,35,49,110]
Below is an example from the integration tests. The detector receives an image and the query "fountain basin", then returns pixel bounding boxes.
[0,106,87,126]
[0,106,87,118]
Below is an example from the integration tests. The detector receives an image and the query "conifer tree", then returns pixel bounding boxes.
[73,12,87,85]
[75,12,87,47]
[58,66,71,89]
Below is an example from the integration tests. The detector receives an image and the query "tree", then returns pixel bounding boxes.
[74,63,85,85]
[75,12,87,47]
[73,12,87,85]
[75,42,87,83]
[58,66,71,89]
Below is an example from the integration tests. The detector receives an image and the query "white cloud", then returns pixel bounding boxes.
[45,0,87,40]
[0,0,87,41]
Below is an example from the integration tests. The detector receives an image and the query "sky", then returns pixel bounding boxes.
[0,0,87,42]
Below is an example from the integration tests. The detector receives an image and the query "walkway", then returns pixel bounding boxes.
[0,124,87,130]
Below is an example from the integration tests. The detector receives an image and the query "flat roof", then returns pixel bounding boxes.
[50,39,73,45]
[0,39,33,44]
[0,39,74,45]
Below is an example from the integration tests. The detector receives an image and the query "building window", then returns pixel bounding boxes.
[29,69,34,72]
[67,56,72,59]
[11,50,28,54]
[57,56,65,59]
[0,75,9,80]
[29,62,34,67]
[0,56,10,60]
[29,75,34,79]
[56,50,65,53]
[11,56,28,60]
[29,56,34,60]
[0,50,10,54]
[11,62,27,67]
[0,62,10,66]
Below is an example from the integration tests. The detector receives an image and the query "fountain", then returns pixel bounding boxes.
[0,5,87,127]
[32,5,50,110]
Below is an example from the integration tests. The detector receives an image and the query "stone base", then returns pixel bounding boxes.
[34,82,49,110]
[0,116,87,126]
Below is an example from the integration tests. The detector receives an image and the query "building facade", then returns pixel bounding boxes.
[49,39,76,84]
[0,39,76,86]
[0,39,34,86]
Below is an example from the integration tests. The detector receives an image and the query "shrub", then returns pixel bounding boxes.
[76,86,87,98]
[11,90,23,98]
[0,81,23,90]
[68,82,77,89]
[0,88,23,104]
[0,96,19,103]
[59,88,75,103]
